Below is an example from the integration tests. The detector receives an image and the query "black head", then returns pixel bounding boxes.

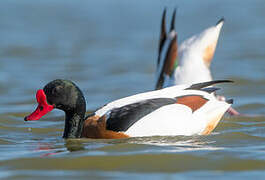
[43,79,85,113]
[24,79,86,138]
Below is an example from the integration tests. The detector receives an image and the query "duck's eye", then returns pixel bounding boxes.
[56,104,63,108]
[39,106,44,111]
[52,86,63,95]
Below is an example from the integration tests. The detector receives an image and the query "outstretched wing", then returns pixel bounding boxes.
[157,8,167,66]
[156,34,178,90]
[156,8,178,90]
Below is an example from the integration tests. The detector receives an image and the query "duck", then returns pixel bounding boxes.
[155,8,239,116]
[24,79,233,139]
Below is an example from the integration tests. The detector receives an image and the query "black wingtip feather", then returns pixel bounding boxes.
[216,17,225,26]
[186,80,233,90]
[201,87,221,94]
[226,99,233,104]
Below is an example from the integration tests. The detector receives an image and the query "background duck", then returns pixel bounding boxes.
[155,8,239,116]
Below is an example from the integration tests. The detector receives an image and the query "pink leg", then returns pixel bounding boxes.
[227,107,240,116]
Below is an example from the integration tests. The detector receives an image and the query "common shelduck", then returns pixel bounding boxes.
[24,79,232,138]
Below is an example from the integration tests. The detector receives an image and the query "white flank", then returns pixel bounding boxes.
[125,104,202,136]
[125,96,230,137]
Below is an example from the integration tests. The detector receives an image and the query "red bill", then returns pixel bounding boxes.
[24,89,54,121]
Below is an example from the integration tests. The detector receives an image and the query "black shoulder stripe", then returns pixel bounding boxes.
[106,98,176,132]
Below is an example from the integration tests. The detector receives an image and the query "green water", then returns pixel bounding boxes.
[0,0,264,179]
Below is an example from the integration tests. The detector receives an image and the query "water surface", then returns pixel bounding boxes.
[0,0,264,179]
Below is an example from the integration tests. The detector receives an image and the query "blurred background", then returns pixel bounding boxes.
[0,0,264,179]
